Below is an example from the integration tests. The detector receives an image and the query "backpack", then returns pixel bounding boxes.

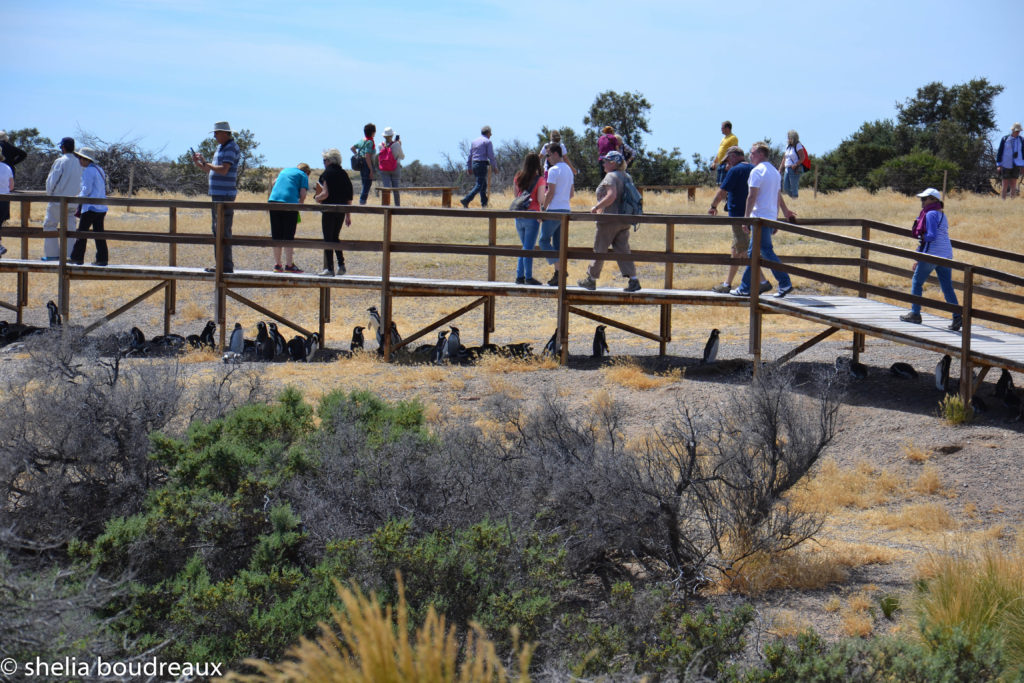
[378,141,397,171]
[617,172,643,228]
[509,175,541,211]
[799,143,811,171]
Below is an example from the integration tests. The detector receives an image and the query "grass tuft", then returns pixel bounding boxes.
[939,393,973,425]
[912,465,943,495]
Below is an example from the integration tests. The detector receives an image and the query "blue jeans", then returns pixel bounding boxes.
[739,227,792,292]
[716,164,727,187]
[910,261,958,315]
[358,164,372,205]
[783,167,802,198]
[379,168,401,206]
[461,161,489,207]
[539,209,568,265]
[515,217,540,279]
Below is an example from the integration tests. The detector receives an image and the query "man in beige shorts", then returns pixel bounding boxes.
[707,146,771,293]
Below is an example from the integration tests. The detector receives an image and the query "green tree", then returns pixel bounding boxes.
[583,90,652,155]
[170,128,267,195]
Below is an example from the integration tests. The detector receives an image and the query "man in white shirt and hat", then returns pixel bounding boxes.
[42,137,83,260]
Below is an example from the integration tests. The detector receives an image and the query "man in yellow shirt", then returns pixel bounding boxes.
[710,121,738,186]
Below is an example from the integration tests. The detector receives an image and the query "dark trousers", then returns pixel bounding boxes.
[211,196,235,272]
[358,164,372,205]
[70,210,108,264]
[322,212,345,271]
[461,161,490,207]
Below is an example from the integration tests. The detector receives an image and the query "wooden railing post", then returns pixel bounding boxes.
[380,208,394,360]
[960,266,973,402]
[749,220,763,371]
[166,206,177,335]
[17,200,30,322]
[660,221,675,355]
[58,198,69,322]
[853,221,871,361]
[215,201,228,349]
[556,213,570,365]
[485,215,497,344]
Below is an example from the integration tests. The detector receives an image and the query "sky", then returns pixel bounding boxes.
[4,0,1022,171]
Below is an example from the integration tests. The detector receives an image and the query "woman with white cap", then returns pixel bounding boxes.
[69,147,109,266]
[900,188,960,331]
[377,127,404,206]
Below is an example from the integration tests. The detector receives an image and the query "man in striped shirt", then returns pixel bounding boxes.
[193,122,239,273]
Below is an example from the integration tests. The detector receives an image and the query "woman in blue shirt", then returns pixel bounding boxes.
[69,147,108,266]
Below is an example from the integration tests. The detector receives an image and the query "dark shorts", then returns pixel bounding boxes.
[269,209,298,240]
[1000,167,1021,179]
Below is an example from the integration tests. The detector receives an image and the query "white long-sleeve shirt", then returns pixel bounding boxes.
[46,153,83,198]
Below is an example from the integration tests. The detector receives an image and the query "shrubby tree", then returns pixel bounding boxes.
[584,90,652,157]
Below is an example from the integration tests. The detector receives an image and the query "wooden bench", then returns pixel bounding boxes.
[375,186,456,207]
[638,185,699,203]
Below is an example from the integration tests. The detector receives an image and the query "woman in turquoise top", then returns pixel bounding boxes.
[267,163,311,273]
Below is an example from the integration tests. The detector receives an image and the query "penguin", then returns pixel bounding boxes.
[592,325,609,359]
[890,362,918,379]
[430,330,448,365]
[305,332,320,361]
[702,329,720,365]
[229,322,245,354]
[543,330,558,358]
[46,300,61,328]
[287,335,307,362]
[351,326,365,351]
[848,360,868,380]
[970,395,988,414]
[367,306,383,347]
[445,326,462,361]
[994,369,1014,399]
[389,321,402,348]
[186,333,201,349]
[198,321,216,349]
[935,355,952,392]
[129,326,146,349]
[268,323,287,356]
[256,321,275,361]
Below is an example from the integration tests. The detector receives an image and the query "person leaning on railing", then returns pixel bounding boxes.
[899,188,961,332]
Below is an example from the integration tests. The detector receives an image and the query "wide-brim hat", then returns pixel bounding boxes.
[74,147,99,163]
[383,126,395,137]
[916,187,942,201]
[210,121,235,134]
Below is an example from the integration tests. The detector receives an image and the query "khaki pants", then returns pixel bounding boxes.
[43,201,78,259]
[586,221,636,279]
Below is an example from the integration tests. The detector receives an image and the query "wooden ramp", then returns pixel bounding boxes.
[764,294,1024,373]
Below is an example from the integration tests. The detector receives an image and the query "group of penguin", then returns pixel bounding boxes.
[0,301,62,348]
[222,322,321,363]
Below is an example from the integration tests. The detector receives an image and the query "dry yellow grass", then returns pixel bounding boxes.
[875,502,958,532]
[839,609,875,638]
[912,465,943,495]
[902,441,931,463]
[600,358,675,390]
[769,609,813,638]
[790,459,905,513]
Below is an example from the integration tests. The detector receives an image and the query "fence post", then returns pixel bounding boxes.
[17,200,30,322]
[556,213,570,365]
[942,170,948,201]
[215,201,227,350]
[813,166,819,199]
[166,206,177,335]
[749,220,763,372]
[959,266,973,402]
[853,221,871,361]
[660,221,675,355]
[380,208,394,360]
[485,215,497,345]
[58,198,70,322]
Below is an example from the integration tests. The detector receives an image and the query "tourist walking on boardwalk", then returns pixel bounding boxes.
[578,151,641,293]
[780,130,807,198]
[69,147,109,266]
[377,127,404,206]
[42,137,82,261]
[538,145,574,285]
[710,121,738,187]
[351,123,376,205]
[460,125,498,208]
[192,121,239,273]
[708,146,770,294]
[511,152,545,285]
[730,142,796,298]
[0,131,27,180]
[596,126,635,175]
[899,188,961,331]
[996,122,1023,200]
[539,130,577,176]
[267,163,311,273]
[315,148,353,277]
[0,150,12,257]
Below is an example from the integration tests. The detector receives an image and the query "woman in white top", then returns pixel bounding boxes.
[377,127,405,206]
[779,129,807,198]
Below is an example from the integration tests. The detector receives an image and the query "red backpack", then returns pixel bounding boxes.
[378,141,397,171]
[799,143,811,171]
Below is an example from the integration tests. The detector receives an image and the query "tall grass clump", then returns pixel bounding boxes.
[939,393,972,425]
[916,543,1024,679]
[223,576,532,682]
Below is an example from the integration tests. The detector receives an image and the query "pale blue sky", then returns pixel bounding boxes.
[5,0,1021,170]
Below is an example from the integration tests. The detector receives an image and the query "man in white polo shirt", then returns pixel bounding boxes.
[539,145,574,286]
[731,141,796,298]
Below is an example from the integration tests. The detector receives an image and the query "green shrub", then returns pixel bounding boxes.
[867,151,959,195]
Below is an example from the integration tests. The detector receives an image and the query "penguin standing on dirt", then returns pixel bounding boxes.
[47,300,61,328]
[351,326,365,351]
[592,325,609,359]
[702,329,720,365]
[543,330,558,358]
[445,326,462,361]
[389,321,402,348]
[287,335,307,362]
[430,330,448,365]
[935,355,952,392]
[256,322,274,361]
[995,369,1014,399]
[198,321,216,349]
[229,323,245,354]
[305,332,319,361]
[268,323,287,357]
[367,306,383,348]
